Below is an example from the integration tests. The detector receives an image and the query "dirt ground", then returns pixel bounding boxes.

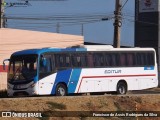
[0,88,160,120]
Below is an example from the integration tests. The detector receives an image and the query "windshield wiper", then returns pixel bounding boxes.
[11,67,21,80]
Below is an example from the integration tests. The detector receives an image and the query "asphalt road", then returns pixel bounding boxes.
[128,87,160,95]
[0,87,160,99]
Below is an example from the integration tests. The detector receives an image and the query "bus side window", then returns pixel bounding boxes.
[105,54,111,66]
[52,55,55,69]
[144,53,149,66]
[54,54,59,69]
[72,54,80,67]
[87,53,94,67]
[136,53,141,66]
[80,54,87,67]
[93,53,104,67]
[55,54,71,68]
[136,53,146,66]
[147,53,154,65]
[46,58,52,72]
[59,56,64,67]
[72,53,87,67]
[66,56,70,67]
[93,54,97,66]
[141,53,146,66]
[40,56,52,73]
[100,54,104,66]
[39,55,52,79]
[111,54,118,66]
[126,53,134,66]
[120,53,126,66]
[77,56,81,67]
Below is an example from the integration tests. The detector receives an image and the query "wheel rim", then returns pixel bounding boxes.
[118,86,125,94]
[58,87,65,96]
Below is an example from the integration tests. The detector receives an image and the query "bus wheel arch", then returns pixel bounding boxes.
[55,82,67,96]
[116,80,127,95]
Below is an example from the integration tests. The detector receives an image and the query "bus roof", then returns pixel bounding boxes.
[11,45,155,56]
[11,47,87,56]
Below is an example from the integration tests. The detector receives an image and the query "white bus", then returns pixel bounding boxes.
[4,45,158,96]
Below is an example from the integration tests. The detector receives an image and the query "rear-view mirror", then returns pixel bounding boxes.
[3,59,10,70]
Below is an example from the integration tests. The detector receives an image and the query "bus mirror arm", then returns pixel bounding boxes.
[3,59,10,70]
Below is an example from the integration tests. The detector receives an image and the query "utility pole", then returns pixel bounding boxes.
[56,22,60,33]
[0,1,31,28]
[0,0,4,28]
[113,0,122,48]
[81,24,84,36]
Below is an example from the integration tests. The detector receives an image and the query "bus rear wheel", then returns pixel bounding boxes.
[117,82,127,95]
[56,83,67,96]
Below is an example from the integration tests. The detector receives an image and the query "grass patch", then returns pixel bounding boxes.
[44,102,67,119]
[0,89,8,98]
[84,100,99,111]
[46,101,66,110]
[135,97,142,104]
[114,102,121,111]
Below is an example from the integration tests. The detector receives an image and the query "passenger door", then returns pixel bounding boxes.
[38,54,54,95]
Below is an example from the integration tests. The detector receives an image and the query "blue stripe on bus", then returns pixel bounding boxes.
[34,76,38,83]
[68,69,82,93]
[76,48,87,51]
[61,48,77,51]
[51,69,72,95]
[144,66,154,70]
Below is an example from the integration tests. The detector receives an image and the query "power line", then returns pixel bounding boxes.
[19,0,68,1]
[120,0,128,11]
[6,13,113,18]
[7,19,112,30]
[5,13,114,28]
[122,17,158,26]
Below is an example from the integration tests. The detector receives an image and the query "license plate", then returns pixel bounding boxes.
[14,84,26,89]
[14,85,21,89]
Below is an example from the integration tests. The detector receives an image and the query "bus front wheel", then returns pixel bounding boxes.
[55,83,67,96]
[117,82,127,95]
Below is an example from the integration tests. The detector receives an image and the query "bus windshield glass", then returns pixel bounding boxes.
[8,55,38,82]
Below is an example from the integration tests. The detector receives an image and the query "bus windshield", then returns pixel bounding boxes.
[8,55,38,82]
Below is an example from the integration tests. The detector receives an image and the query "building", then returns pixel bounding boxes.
[0,28,84,90]
[135,0,160,85]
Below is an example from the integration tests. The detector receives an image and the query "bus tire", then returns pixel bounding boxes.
[117,82,127,95]
[55,83,67,96]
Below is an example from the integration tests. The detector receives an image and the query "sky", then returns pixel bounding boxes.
[4,0,135,46]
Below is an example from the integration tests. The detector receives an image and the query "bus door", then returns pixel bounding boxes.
[38,54,53,95]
